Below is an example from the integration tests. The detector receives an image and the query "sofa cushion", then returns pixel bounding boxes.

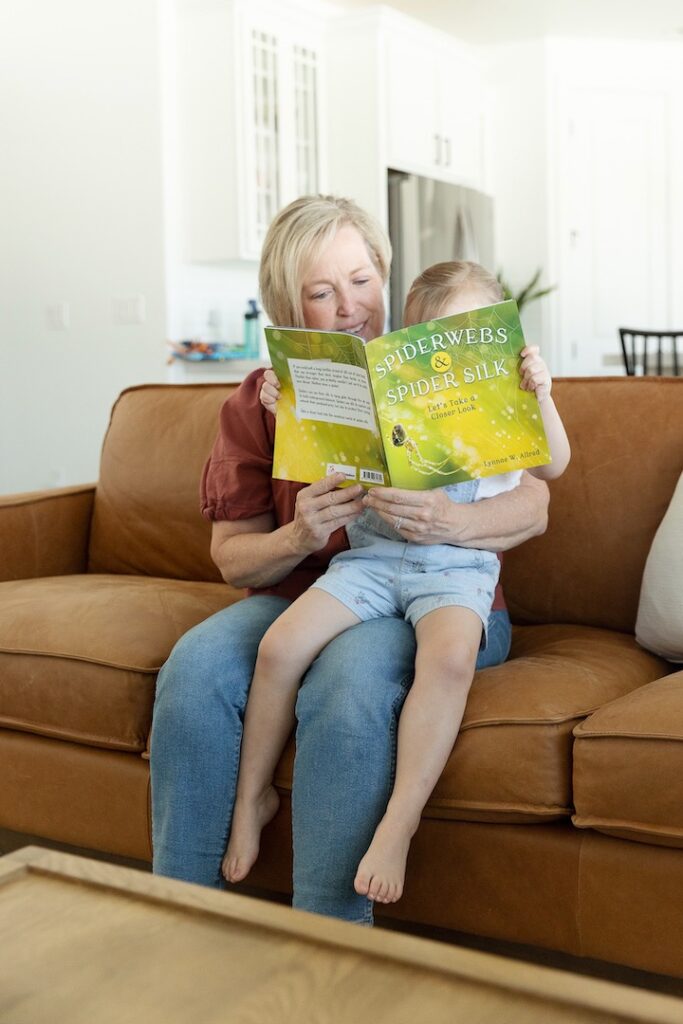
[274,624,670,824]
[635,469,683,662]
[0,575,243,752]
[572,672,683,848]
[88,385,234,581]
[503,377,683,633]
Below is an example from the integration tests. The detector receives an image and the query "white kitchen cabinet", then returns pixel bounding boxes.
[384,18,487,187]
[325,8,488,229]
[177,0,324,263]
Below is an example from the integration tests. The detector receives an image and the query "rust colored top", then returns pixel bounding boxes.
[201,370,349,600]
[201,369,505,609]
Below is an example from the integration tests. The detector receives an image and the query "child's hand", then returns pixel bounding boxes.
[519,346,552,403]
[259,368,281,416]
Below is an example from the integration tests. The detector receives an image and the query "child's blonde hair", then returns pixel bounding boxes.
[259,194,392,328]
[403,260,503,327]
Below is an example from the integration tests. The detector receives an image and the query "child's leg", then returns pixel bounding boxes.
[354,606,482,903]
[223,589,360,882]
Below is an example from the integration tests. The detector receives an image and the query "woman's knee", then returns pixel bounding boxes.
[155,596,290,713]
[296,617,416,725]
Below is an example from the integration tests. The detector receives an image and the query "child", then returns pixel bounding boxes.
[222,260,570,904]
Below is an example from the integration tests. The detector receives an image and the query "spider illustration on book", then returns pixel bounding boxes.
[389,422,455,477]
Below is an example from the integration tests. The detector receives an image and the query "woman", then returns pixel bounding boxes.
[150,195,549,925]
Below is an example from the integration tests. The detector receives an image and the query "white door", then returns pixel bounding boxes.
[556,89,669,375]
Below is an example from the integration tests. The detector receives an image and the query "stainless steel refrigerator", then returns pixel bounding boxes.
[387,169,495,329]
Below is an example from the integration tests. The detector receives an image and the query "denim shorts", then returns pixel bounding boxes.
[312,536,500,645]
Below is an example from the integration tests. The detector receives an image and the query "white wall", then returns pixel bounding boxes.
[487,41,554,365]
[548,39,683,375]
[159,0,261,356]
[0,0,167,493]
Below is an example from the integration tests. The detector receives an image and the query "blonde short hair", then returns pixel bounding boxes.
[259,195,392,327]
[403,261,503,327]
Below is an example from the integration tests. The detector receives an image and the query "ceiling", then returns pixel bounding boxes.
[336,0,683,43]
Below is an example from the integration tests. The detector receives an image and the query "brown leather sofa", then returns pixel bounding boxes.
[1,377,682,977]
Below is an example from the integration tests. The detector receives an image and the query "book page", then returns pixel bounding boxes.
[289,359,377,432]
[264,326,389,486]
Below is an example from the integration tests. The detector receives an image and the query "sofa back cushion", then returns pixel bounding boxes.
[503,377,683,632]
[89,378,683,631]
[88,384,234,581]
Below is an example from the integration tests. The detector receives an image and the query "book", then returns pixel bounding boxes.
[264,299,551,489]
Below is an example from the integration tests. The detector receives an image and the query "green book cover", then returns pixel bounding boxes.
[265,300,551,489]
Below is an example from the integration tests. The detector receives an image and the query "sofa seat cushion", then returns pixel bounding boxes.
[572,671,683,848]
[0,574,243,752]
[274,624,670,825]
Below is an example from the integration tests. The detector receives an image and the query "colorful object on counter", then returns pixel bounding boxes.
[166,340,257,363]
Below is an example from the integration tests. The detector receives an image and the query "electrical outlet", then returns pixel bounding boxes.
[112,295,146,326]
[46,302,70,330]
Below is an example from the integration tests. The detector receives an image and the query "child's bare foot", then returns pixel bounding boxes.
[353,816,416,904]
[222,786,280,883]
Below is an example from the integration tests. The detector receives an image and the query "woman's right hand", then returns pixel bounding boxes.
[290,473,365,555]
[260,368,281,416]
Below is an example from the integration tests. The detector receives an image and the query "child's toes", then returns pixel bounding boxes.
[353,869,370,897]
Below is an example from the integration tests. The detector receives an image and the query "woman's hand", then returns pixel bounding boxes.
[260,368,281,416]
[290,473,365,555]
[210,472,365,588]
[365,472,550,550]
[519,346,551,403]
[364,486,459,546]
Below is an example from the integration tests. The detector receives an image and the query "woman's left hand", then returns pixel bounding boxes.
[364,486,461,545]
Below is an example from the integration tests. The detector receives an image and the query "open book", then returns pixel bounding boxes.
[265,299,550,489]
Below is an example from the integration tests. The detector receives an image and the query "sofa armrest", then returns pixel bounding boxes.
[0,485,96,581]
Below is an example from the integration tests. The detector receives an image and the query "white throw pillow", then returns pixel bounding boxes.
[635,471,683,662]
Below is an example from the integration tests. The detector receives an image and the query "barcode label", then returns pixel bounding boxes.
[326,463,357,481]
[360,469,385,484]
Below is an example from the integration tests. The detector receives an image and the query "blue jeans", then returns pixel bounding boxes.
[150,594,511,924]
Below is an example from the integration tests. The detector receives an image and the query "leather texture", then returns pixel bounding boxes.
[0,729,151,861]
[0,485,94,581]
[0,574,243,750]
[274,624,668,823]
[88,385,230,582]
[573,671,683,848]
[504,377,683,633]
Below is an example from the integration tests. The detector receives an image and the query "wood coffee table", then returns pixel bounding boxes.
[1,846,681,1023]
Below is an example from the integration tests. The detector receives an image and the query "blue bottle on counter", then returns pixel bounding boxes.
[243,299,260,358]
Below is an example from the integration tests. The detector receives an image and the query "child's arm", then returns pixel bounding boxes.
[519,346,571,480]
[260,368,281,416]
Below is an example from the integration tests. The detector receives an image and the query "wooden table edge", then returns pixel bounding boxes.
[1,846,680,1024]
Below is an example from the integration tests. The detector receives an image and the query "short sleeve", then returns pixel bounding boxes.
[200,370,276,522]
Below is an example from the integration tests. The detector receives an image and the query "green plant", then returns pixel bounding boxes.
[496,268,556,312]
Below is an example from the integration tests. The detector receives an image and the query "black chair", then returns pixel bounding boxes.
[618,328,682,376]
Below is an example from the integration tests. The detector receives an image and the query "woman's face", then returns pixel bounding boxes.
[300,224,385,342]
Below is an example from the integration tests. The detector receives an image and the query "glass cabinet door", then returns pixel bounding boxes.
[292,44,319,197]
[244,20,322,255]
[250,29,281,250]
